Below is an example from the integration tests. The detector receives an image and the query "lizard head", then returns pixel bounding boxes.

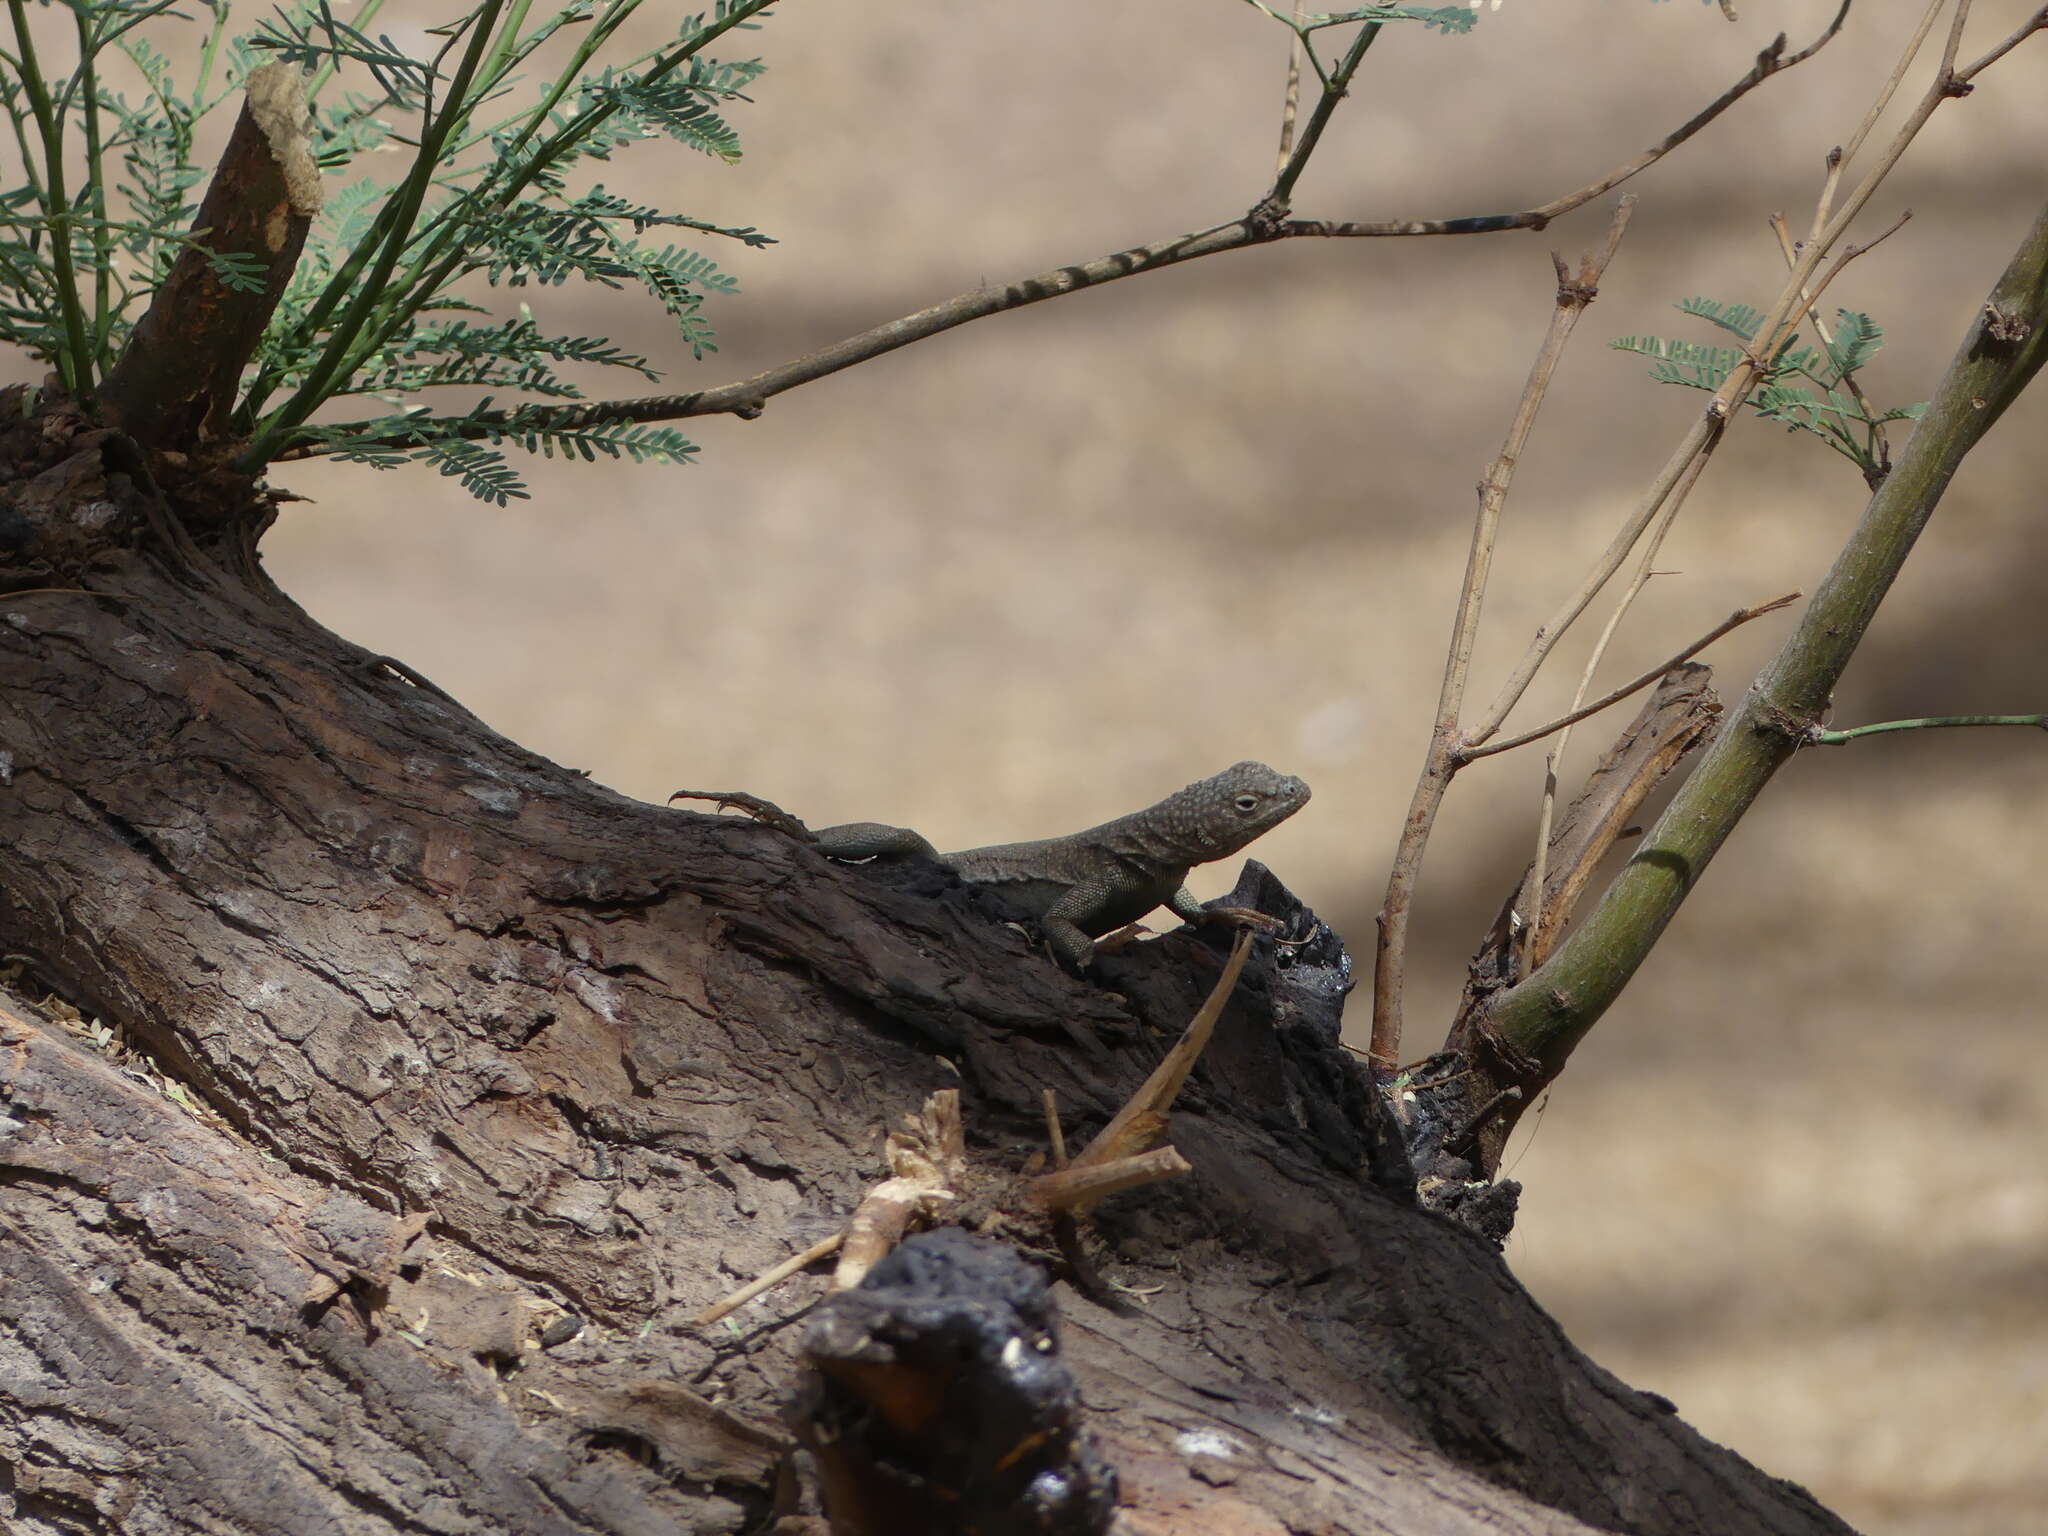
[1166,761,1311,857]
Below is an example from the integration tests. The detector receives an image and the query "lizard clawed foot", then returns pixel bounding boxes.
[1088,921,1157,958]
[1199,905,1287,936]
[667,788,816,843]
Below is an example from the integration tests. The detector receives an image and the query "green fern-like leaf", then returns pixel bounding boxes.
[581,66,755,164]
[245,10,439,104]
[1613,335,1740,394]
[1825,309,1884,378]
[419,439,530,506]
[290,407,698,502]
[1297,6,1478,32]
[1675,296,1764,341]
[1615,291,1926,482]
[1752,382,1824,432]
[486,419,699,466]
[1392,7,1479,33]
[348,315,661,397]
[205,250,271,294]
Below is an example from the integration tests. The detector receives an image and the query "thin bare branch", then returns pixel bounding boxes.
[1290,2,1855,242]
[1464,598,1798,763]
[692,1232,844,1327]
[1479,595,1798,764]
[1465,414,1720,748]
[1806,142,1848,252]
[1367,202,1633,1073]
[1832,0,1943,196]
[1030,1147,1193,1213]
[1938,0,1974,76]
[277,13,1849,463]
[1264,22,1383,212]
[1797,208,1914,317]
[1805,7,1975,265]
[1042,1088,1068,1170]
[1957,4,2048,80]
[1519,6,1851,225]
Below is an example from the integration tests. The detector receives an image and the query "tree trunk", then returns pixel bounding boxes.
[0,397,1859,1535]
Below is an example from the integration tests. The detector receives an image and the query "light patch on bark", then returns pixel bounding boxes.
[245,62,326,216]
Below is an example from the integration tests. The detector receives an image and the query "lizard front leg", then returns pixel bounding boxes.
[1169,884,1286,938]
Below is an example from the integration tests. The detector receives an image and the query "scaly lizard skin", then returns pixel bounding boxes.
[806,761,1310,970]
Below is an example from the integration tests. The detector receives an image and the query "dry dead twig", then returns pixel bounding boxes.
[1070,930,1252,1161]
[1369,203,1635,1072]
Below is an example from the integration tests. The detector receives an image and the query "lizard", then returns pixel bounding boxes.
[671,761,1310,971]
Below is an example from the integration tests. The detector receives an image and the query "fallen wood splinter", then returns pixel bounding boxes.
[693,1089,966,1326]
[1066,926,1254,1175]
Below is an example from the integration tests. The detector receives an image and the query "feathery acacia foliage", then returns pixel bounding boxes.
[4,0,1793,502]
[1614,296,1925,483]
[1,0,774,502]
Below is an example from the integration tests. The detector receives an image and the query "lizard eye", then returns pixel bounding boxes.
[1234,794,1259,813]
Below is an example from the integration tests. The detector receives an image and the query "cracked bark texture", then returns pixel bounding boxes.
[0,406,1858,1534]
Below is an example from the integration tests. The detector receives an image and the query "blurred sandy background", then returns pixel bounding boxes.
[12,1,2046,1529]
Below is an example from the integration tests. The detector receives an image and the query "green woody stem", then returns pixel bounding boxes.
[1485,200,2048,1079]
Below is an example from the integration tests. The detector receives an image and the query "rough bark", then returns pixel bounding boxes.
[0,399,1862,1534]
